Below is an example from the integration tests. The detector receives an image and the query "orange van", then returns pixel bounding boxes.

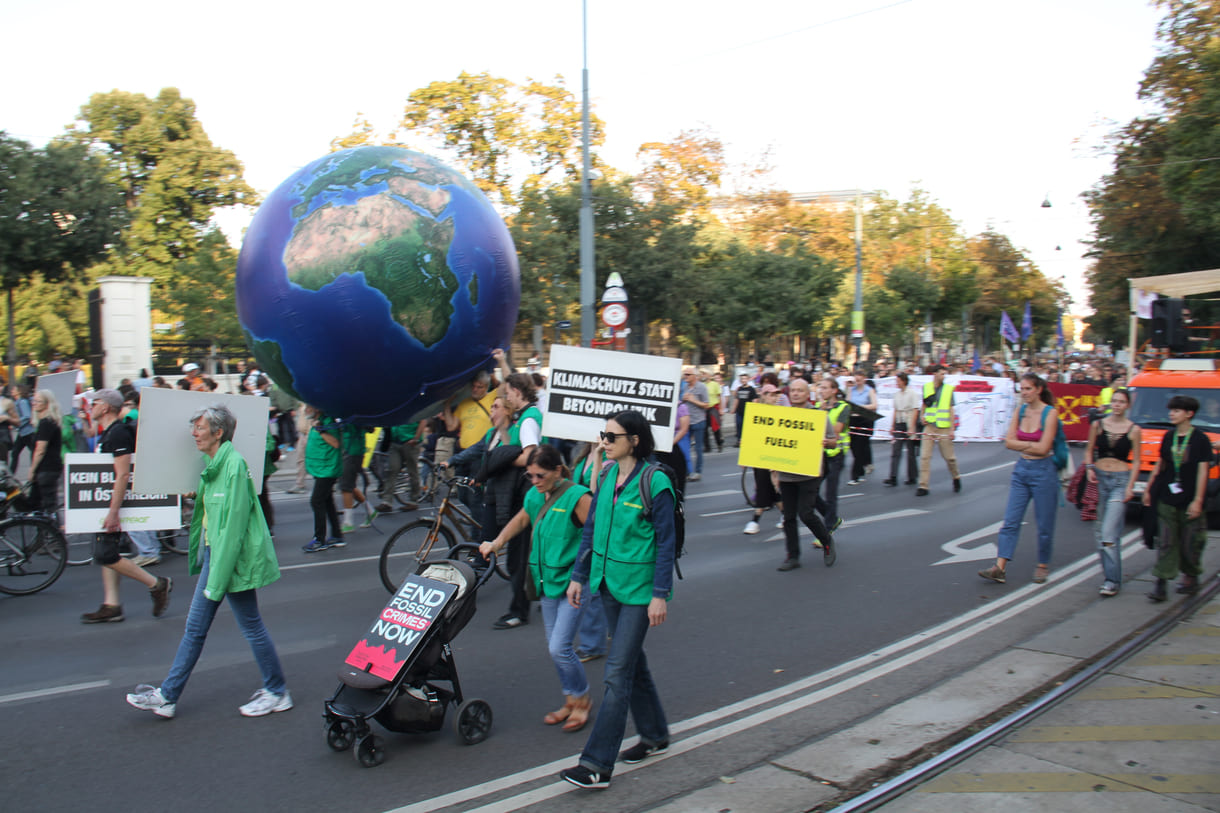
[1127,358,1220,513]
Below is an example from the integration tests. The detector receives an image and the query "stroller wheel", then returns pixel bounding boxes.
[455,698,493,745]
[354,734,385,768]
[326,718,355,752]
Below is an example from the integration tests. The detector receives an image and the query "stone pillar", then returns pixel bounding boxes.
[95,276,154,388]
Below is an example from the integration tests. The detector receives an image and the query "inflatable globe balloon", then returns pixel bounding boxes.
[236,146,520,425]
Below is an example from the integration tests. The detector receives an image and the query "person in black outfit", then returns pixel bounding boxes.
[27,390,64,516]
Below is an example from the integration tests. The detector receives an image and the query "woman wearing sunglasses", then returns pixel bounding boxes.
[560,410,676,791]
[480,444,594,731]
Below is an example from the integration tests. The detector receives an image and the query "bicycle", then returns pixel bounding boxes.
[378,474,509,593]
[154,496,195,557]
[367,449,422,509]
[0,480,67,595]
[741,466,759,507]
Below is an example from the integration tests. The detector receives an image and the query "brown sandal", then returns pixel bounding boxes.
[563,694,592,732]
[1033,564,1050,584]
[543,698,573,726]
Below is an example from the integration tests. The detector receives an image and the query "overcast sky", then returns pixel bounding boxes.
[2,0,1166,312]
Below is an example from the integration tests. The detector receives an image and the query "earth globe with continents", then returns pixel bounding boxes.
[235,146,520,425]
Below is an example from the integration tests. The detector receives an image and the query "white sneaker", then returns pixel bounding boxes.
[127,684,176,719]
[687,473,702,482]
[132,555,161,567]
[743,520,761,535]
[776,520,784,529]
[239,688,293,717]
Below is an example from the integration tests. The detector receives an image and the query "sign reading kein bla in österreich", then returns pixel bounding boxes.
[542,345,682,452]
[62,453,181,534]
[737,401,827,478]
[345,574,458,681]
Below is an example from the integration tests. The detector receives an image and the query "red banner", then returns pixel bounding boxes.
[1047,383,1104,442]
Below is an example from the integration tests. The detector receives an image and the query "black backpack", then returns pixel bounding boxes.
[597,460,688,579]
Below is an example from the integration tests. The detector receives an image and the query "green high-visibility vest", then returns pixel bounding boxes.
[825,402,850,457]
[922,382,955,428]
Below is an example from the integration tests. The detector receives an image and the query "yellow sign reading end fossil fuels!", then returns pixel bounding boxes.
[736,402,827,478]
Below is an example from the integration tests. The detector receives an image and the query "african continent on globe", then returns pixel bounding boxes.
[236,146,520,425]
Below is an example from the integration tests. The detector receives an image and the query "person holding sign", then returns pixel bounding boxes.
[775,378,837,571]
[80,390,172,624]
[561,410,676,791]
[127,404,290,720]
[480,445,595,731]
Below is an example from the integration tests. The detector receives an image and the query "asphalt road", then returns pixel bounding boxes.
[0,441,1135,812]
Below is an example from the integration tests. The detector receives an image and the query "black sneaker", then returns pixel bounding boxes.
[831,517,843,532]
[1147,578,1168,603]
[823,538,837,567]
[493,614,527,630]
[620,740,669,764]
[561,765,611,789]
[953,478,962,493]
[915,488,929,497]
[777,559,801,572]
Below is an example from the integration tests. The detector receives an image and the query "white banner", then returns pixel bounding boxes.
[840,375,1015,442]
[133,388,271,494]
[542,346,682,452]
[63,454,181,533]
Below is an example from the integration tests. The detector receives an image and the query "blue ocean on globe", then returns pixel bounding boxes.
[236,146,520,425]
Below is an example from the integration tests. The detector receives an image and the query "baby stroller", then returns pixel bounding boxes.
[324,553,495,767]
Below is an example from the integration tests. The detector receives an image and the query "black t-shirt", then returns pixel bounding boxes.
[99,419,136,457]
[735,385,758,413]
[1152,428,1213,506]
[35,418,63,473]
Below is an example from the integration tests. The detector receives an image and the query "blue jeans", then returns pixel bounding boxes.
[690,421,707,474]
[577,589,607,657]
[816,454,844,528]
[996,457,1059,565]
[541,596,589,698]
[129,530,160,557]
[579,591,669,775]
[160,547,286,704]
[1094,469,1128,586]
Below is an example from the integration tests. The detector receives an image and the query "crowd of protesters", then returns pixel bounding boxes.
[3,344,1212,791]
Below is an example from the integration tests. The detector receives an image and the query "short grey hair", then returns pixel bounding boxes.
[473,370,491,386]
[190,404,237,443]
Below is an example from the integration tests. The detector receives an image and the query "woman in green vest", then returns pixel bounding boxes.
[496,372,543,629]
[302,405,345,553]
[480,444,594,731]
[561,410,676,791]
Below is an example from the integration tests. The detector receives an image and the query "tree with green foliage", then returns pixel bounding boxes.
[61,88,257,298]
[508,177,698,350]
[393,72,604,208]
[1085,0,1220,344]
[0,132,126,381]
[160,229,244,347]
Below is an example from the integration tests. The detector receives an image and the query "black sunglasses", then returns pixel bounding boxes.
[599,431,634,444]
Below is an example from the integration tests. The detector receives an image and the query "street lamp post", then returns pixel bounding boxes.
[578,0,595,348]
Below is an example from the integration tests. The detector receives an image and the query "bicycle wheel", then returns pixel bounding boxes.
[379,520,456,593]
[65,532,94,566]
[0,517,67,596]
[158,497,193,555]
[741,467,758,507]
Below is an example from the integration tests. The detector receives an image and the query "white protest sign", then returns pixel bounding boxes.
[35,371,78,414]
[63,454,181,533]
[542,346,682,452]
[132,388,271,494]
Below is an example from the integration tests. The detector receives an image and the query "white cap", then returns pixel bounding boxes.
[182,363,200,373]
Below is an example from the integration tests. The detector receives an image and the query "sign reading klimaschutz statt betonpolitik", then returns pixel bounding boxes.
[542,346,681,452]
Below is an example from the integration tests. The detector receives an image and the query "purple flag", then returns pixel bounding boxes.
[1000,310,1020,344]
[1021,301,1033,340]
[1056,308,1065,347]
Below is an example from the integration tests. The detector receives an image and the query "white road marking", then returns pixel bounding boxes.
[763,508,929,542]
[933,520,1005,565]
[684,489,740,500]
[385,532,1148,813]
[0,680,111,705]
